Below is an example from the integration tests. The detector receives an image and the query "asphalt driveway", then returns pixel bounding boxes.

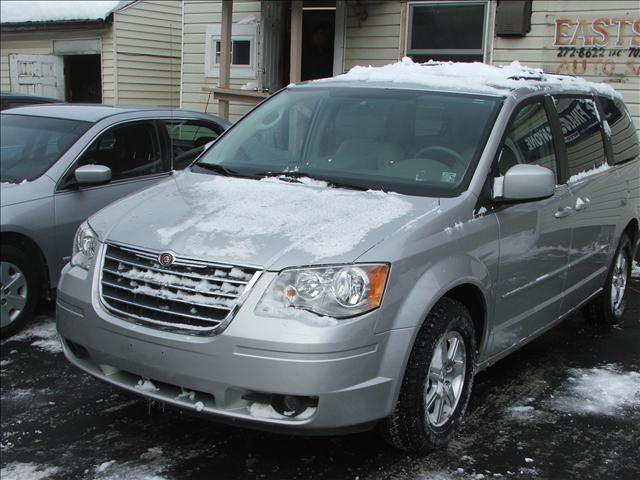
[1,279,639,480]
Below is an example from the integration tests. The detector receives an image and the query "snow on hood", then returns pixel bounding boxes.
[315,57,620,99]
[0,1,127,23]
[90,172,423,269]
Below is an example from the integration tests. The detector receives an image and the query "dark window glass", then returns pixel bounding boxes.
[553,98,606,177]
[408,3,485,61]
[0,114,91,182]
[598,96,639,164]
[232,40,251,65]
[215,40,251,66]
[497,102,558,179]
[195,88,500,197]
[76,122,163,182]
[165,120,221,169]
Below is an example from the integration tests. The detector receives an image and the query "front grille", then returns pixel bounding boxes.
[100,244,261,335]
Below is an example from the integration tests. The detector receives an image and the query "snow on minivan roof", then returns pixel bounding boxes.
[310,58,620,99]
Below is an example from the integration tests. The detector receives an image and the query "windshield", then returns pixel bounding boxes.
[195,87,500,196]
[0,114,91,183]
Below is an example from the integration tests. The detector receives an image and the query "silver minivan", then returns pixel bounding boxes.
[56,61,639,453]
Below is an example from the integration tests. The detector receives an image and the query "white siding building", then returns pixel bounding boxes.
[179,0,639,131]
[0,0,182,107]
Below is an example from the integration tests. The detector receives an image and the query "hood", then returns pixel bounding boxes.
[90,171,439,270]
[0,175,54,207]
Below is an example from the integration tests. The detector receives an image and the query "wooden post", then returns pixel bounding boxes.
[219,0,233,120]
[289,0,303,83]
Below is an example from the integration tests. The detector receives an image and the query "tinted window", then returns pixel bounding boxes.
[75,122,163,182]
[497,101,558,179]
[408,2,485,62]
[598,96,639,164]
[165,120,222,170]
[553,97,606,177]
[196,88,500,197]
[0,114,91,182]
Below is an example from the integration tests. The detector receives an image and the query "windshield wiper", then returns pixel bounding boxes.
[192,163,251,178]
[254,171,369,191]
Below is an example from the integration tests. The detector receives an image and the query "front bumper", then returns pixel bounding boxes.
[56,261,414,434]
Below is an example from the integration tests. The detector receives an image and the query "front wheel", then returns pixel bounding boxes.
[380,297,476,454]
[583,234,632,326]
[1,246,40,338]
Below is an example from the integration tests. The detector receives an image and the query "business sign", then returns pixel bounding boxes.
[552,17,640,76]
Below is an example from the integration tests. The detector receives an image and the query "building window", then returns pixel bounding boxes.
[205,23,257,78]
[407,1,488,63]
[214,39,251,66]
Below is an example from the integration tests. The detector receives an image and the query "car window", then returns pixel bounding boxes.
[164,120,222,170]
[497,101,558,180]
[195,88,500,197]
[553,97,606,178]
[598,96,639,165]
[75,121,163,182]
[0,114,91,182]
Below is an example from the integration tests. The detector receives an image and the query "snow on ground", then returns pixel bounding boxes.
[5,317,61,353]
[1,462,60,480]
[548,364,640,416]
[315,57,620,99]
[567,163,611,184]
[92,446,170,480]
[0,1,124,23]
[632,260,640,280]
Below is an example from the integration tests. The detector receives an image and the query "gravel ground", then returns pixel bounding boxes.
[1,279,639,480]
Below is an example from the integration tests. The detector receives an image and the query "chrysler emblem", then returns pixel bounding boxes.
[158,252,174,267]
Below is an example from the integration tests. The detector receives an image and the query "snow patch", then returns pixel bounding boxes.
[1,358,13,367]
[157,176,413,261]
[548,364,640,416]
[256,298,338,326]
[1,462,60,480]
[135,379,160,393]
[314,57,620,99]
[6,318,62,353]
[96,461,116,474]
[1,1,124,23]
[567,163,610,184]
[248,402,286,420]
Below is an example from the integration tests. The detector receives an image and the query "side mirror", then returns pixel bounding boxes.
[493,164,555,202]
[74,165,112,186]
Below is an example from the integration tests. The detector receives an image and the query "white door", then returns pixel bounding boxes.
[9,54,65,99]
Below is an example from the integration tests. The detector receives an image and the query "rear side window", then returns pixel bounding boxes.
[497,101,558,180]
[553,97,606,177]
[598,96,639,164]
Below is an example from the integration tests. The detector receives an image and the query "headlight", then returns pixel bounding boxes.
[256,264,389,319]
[71,221,99,270]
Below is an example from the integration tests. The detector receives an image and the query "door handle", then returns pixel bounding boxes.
[554,206,573,218]
[575,197,590,211]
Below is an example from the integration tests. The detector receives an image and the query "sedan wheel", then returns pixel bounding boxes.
[0,261,29,328]
[0,246,40,338]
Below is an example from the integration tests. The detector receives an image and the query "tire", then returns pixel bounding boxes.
[582,234,632,326]
[380,297,477,454]
[1,245,40,338]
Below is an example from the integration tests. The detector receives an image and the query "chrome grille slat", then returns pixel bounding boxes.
[102,280,234,311]
[104,255,250,285]
[100,244,261,335]
[101,299,220,332]
[102,267,240,299]
[102,293,225,324]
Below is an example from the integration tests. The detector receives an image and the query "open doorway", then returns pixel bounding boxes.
[64,55,102,103]
[301,2,335,81]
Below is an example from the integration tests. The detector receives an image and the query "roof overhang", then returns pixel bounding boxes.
[0,17,112,33]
